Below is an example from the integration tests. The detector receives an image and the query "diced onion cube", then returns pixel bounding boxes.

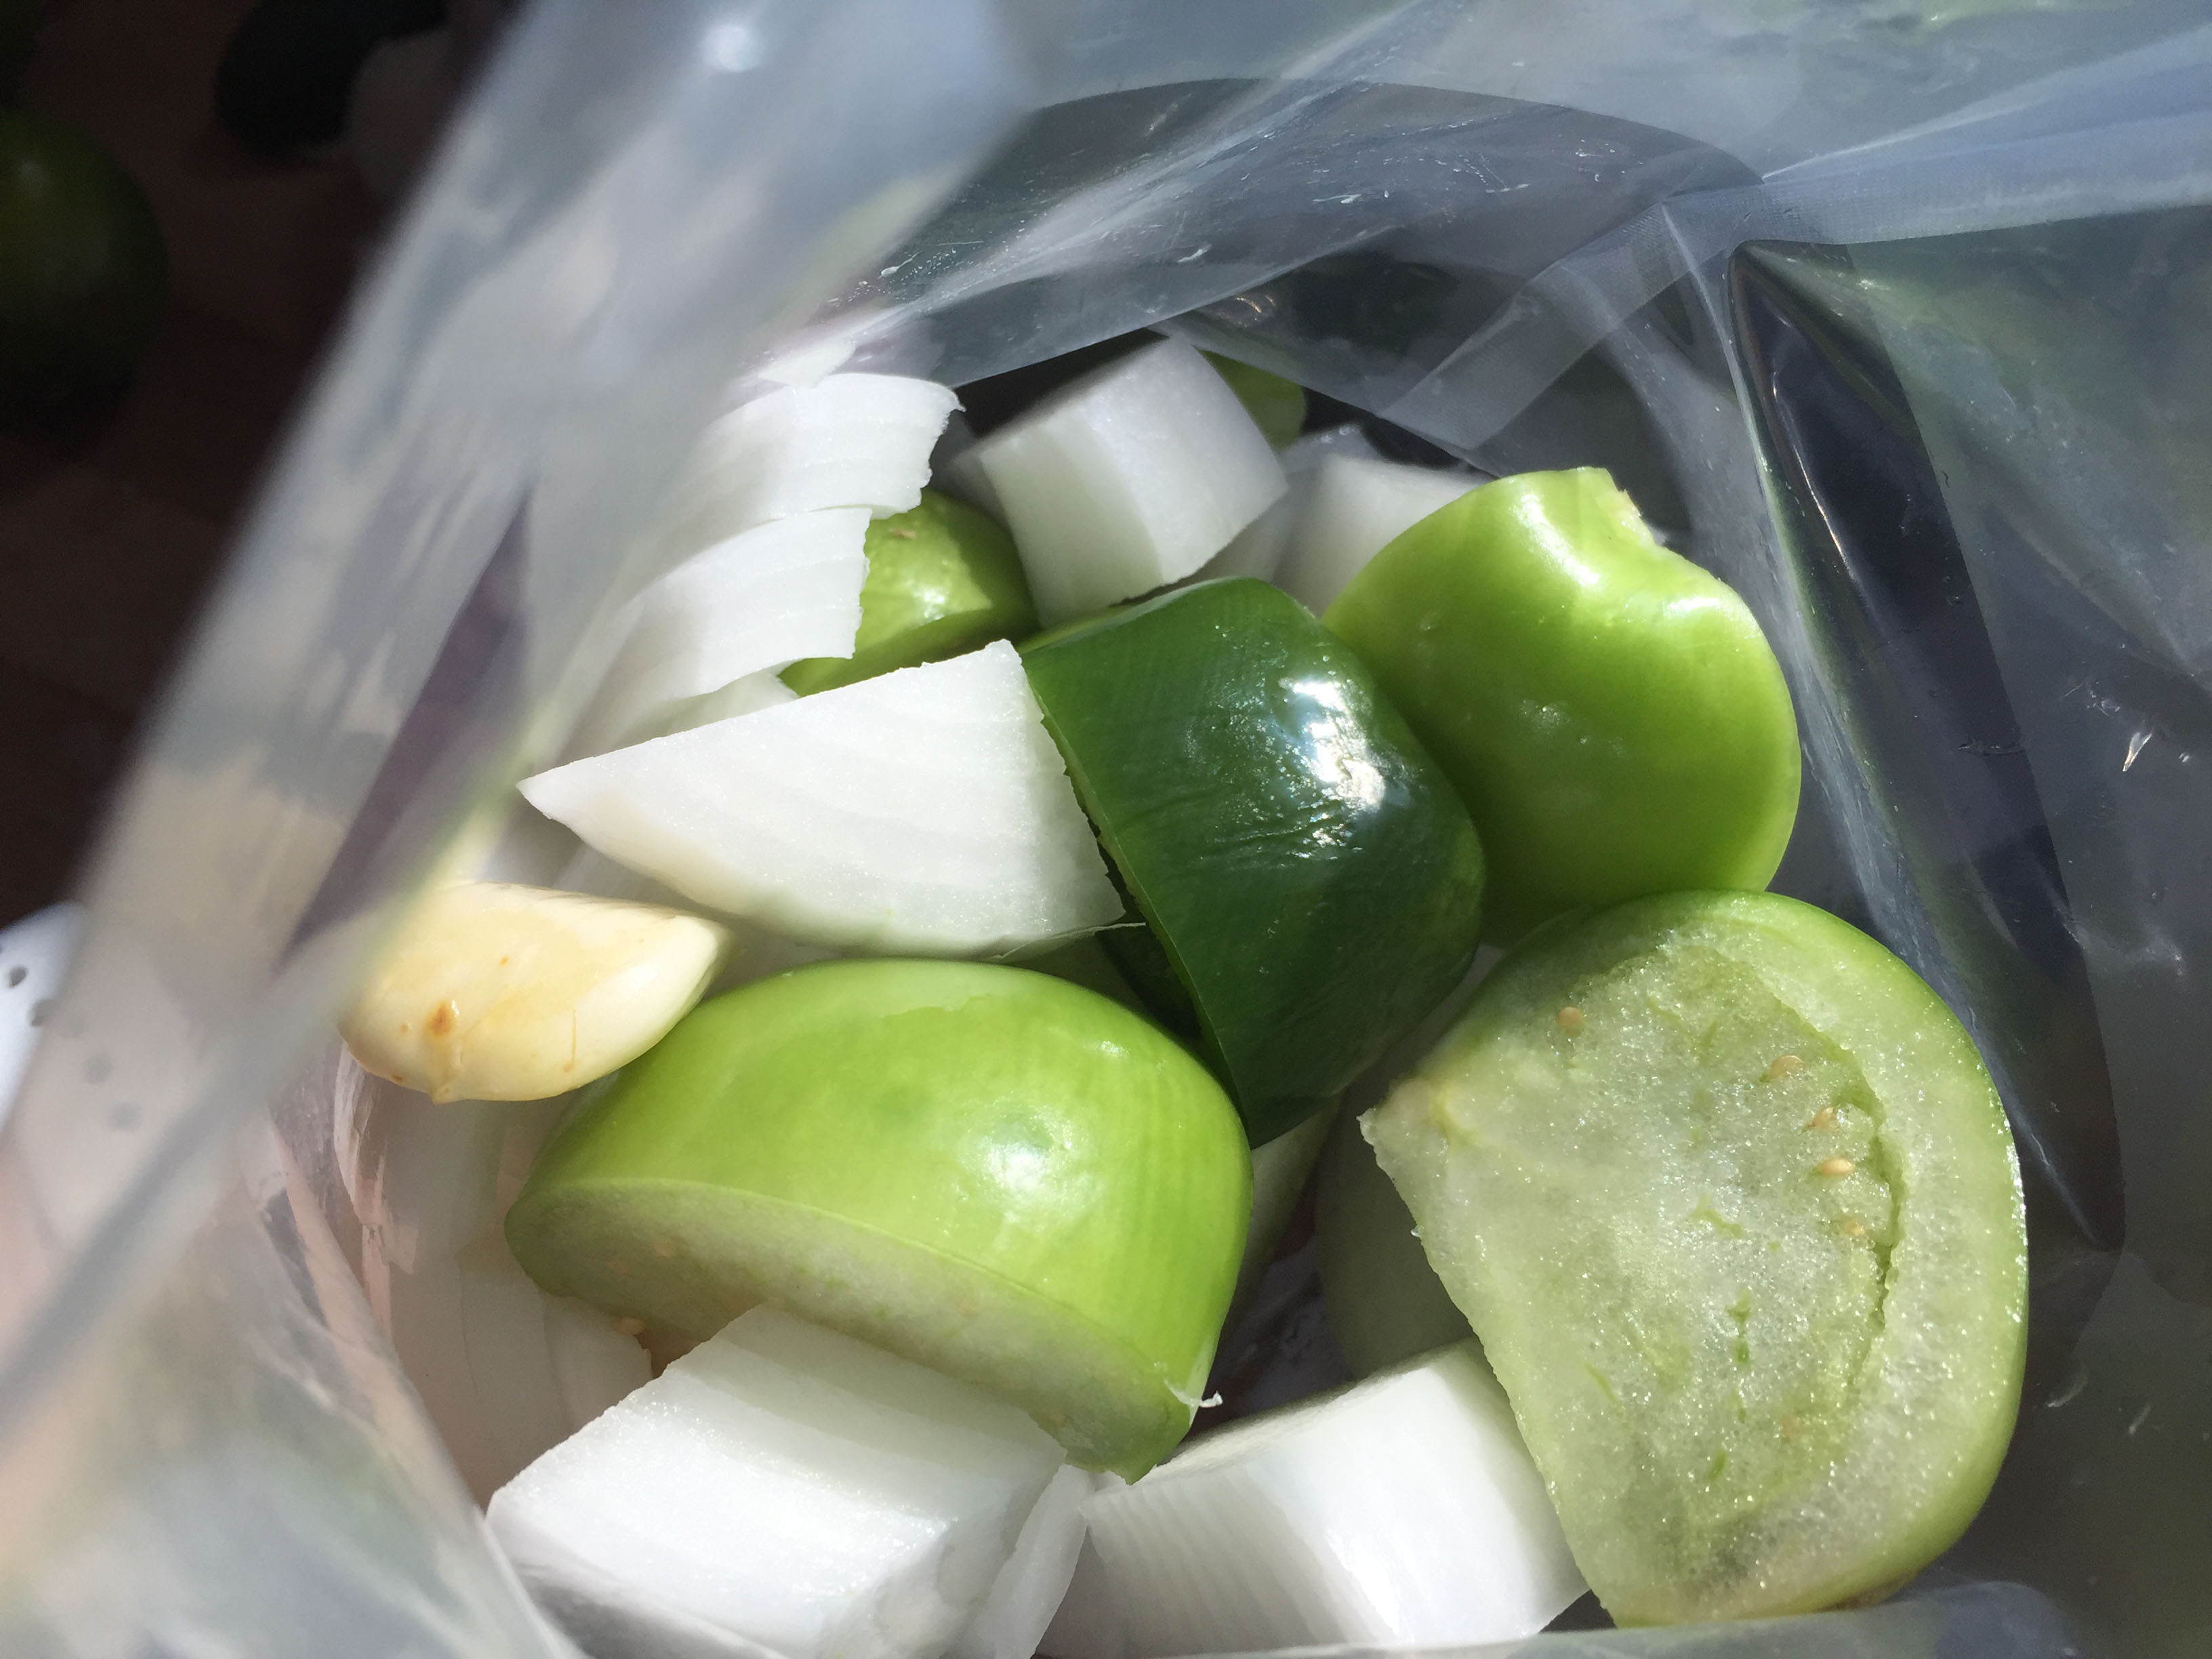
[1275,453,1480,614]
[1079,1342,1584,1655]
[520,642,1122,957]
[966,339,1286,624]
[489,1308,1065,1659]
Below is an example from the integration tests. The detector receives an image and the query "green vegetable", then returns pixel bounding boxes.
[1365,890,2027,1623]
[1314,1104,1471,1376]
[1024,578,1485,1146]
[0,109,166,409]
[1202,352,1307,447]
[781,490,1036,695]
[1324,468,1800,943]
[506,960,1250,1478]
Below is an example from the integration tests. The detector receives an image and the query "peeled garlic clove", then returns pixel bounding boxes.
[341,881,731,1103]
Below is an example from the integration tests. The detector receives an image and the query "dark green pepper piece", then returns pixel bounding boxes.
[1025,578,1485,1144]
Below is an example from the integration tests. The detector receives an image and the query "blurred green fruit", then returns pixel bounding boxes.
[0,108,166,409]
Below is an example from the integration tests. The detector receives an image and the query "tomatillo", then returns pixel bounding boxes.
[1023,578,1485,1145]
[506,960,1250,1478]
[1324,468,1801,943]
[1366,890,2026,1622]
[0,110,166,409]
[781,489,1037,696]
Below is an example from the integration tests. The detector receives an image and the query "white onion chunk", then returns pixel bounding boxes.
[520,642,1122,958]
[1078,1342,1584,1655]
[967,339,1286,624]
[489,1308,1066,1659]
[1275,453,1481,614]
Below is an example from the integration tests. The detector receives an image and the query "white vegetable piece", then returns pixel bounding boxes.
[342,1070,649,1501]
[966,339,1286,625]
[1275,453,1483,614]
[659,373,960,552]
[340,881,731,1103]
[1080,1342,1584,1655]
[489,1307,1066,1659]
[930,411,1007,525]
[520,641,1122,958]
[570,510,868,756]
[953,1466,1109,1659]
[1189,424,1380,586]
[667,667,798,731]
[554,844,839,993]
[1038,1540,1127,1659]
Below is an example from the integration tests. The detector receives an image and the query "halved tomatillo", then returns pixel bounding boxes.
[506,960,1250,1479]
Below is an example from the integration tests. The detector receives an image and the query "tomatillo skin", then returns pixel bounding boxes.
[782,489,1037,695]
[1324,468,1801,943]
[1023,578,1486,1146]
[506,960,1250,1478]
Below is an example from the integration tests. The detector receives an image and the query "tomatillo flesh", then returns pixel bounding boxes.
[1366,890,2027,1622]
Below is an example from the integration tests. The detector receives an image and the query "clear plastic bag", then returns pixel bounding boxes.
[3,1,2207,1654]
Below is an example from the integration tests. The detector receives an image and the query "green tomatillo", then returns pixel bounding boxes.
[1202,352,1307,447]
[1023,577,1486,1146]
[781,489,1037,695]
[0,109,167,409]
[506,959,1250,1478]
[1324,468,1801,943]
[1365,890,2026,1622]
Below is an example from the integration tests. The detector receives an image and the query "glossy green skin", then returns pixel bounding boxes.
[0,110,166,408]
[1326,469,1801,943]
[1366,892,2027,1623]
[782,490,1037,695]
[506,960,1250,1477]
[1025,578,1486,1146]
[1203,352,1307,447]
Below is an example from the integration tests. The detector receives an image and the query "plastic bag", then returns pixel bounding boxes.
[3,1,2207,1653]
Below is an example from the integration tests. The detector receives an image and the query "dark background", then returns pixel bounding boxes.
[0,0,384,926]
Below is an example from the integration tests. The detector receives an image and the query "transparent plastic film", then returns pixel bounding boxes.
[1,0,2208,1656]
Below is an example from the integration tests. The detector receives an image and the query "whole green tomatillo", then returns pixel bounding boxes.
[1325,468,1801,943]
